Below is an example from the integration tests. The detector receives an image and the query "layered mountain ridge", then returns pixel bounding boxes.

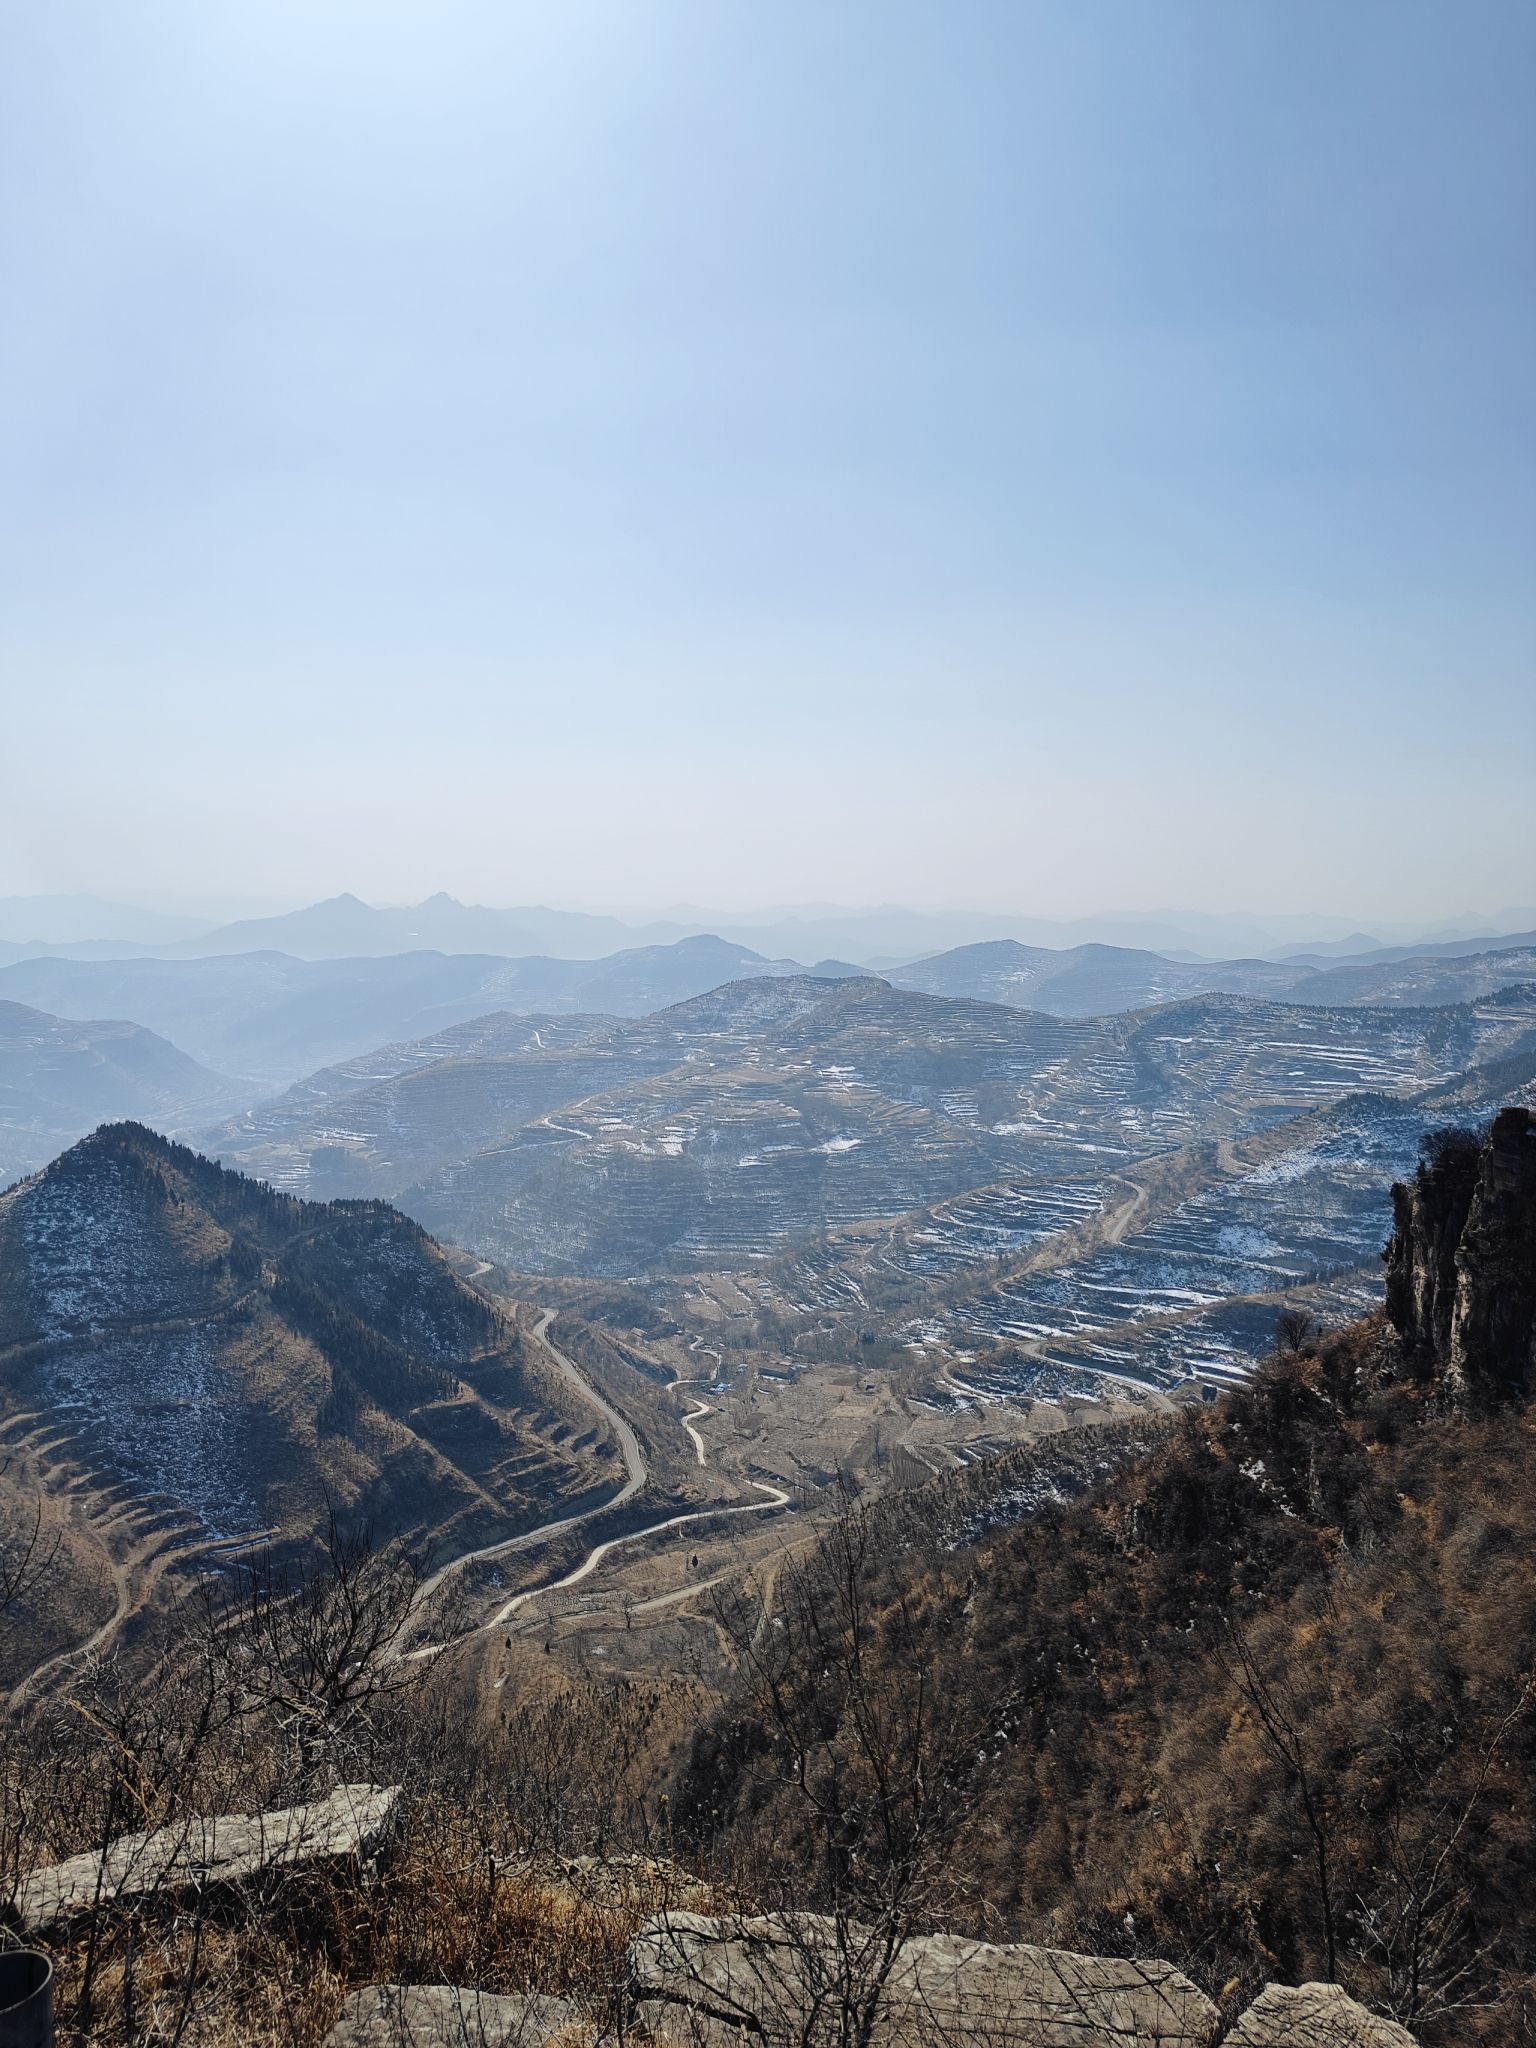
[7,889,1534,971]
[200,972,1536,1264]
[891,934,1536,1015]
[0,937,859,1086]
[0,999,244,1187]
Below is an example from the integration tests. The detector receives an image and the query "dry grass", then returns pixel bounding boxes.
[30,1806,705,2045]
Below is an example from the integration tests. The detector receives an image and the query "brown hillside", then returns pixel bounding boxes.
[676,1113,1536,2043]
[0,1124,623,1683]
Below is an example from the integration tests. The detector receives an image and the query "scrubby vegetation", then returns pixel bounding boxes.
[674,1116,1536,2042]
[0,1522,703,2044]
[679,1318,1536,2041]
[1,1113,1532,2043]
[8,1305,1531,2041]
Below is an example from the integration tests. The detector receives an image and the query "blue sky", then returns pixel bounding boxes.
[1,1,1532,918]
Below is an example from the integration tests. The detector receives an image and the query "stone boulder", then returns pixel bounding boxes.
[12,1783,400,1935]
[1224,1982,1418,2046]
[630,1910,1220,2046]
[320,1984,581,2047]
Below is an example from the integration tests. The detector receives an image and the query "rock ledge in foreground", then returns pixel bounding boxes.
[1224,1981,1419,2047]
[13,1783,400,1935]
[630,1909,1220,2046]
[321,1984,580,2047]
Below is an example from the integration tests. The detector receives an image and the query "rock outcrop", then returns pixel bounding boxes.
[1447,1103,1536,1397]
[1385,1126,1484,1361]
[1223,1981,1418,2046]
[1386,1105,1536,1397]
[303,1913,1420,2048]
[320,1984,579,2047]
[629,1910,1219,2046]
[11,1783,400,1936]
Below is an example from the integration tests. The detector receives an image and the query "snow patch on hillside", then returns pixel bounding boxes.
[20,1159,197,1336]
[35,1329,258,1537]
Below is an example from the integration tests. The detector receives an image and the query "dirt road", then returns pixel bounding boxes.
[404,1310,789,1654]
[407,1308,646,1619]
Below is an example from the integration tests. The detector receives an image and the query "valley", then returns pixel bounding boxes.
[189,974,1536,1407]
[4,945,1536,1704]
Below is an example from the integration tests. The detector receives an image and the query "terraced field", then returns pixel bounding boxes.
[816,1064,1534,1405]
[188,974,1536,1412]
[411,984,1534,1281]
[887,1180,1117,1278]
[206,979,1533,1261]
[939,1103,1431,1396]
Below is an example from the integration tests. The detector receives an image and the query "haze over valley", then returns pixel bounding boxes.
[3,3,1533,2040]
[4,896,1535,1417]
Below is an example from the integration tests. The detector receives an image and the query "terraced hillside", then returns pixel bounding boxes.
[0,1000,243,1187]
[765,1038,1536,1405]
[0,1125,627,1676]
[208,978,1525,1262]
[203,1010,663,1197]
[884,1097,1444,1394]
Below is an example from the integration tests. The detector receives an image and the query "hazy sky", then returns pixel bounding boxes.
[2,1,1533,920]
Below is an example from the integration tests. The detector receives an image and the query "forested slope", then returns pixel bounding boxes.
[677,1110,1536,2043]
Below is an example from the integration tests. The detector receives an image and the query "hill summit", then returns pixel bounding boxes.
[0,1124,614,1559]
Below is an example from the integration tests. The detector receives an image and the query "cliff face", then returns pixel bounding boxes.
[1448,1105,1536,1398]
[1385,1128,1483,1360]
[1387,1106,1536,1398]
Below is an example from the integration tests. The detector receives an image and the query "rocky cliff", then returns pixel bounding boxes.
[1386,1105,1536,1397]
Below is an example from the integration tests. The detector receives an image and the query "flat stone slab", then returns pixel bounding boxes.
[631,1911,1220,2046]
[321,1985,580,2046]
[14,1783,400,1935]
[1224,1983,1419,2046]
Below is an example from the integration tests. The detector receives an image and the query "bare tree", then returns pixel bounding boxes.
[1358,1665,1536,2028]
[1274,1307,1321,1356]
[683,1490,1012,2047]
[1220,1611,1340,1983]
[202,1515,424,1799]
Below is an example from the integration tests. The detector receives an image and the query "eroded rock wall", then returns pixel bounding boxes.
[1386,1105,1536,1399]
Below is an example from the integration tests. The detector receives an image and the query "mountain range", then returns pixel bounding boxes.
[5,890,1536,969]
[0,936,855,1088]
[4,929,1535,1118]
[195,974,1536,1297]
[888,935,1536,1014]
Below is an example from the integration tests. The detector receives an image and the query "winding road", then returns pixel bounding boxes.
[681,1402,712,1464]
[666,1371,714,1467]
[407,1308,646,1620]
[487,1477,789,1628]
[404,1309,788,1656]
